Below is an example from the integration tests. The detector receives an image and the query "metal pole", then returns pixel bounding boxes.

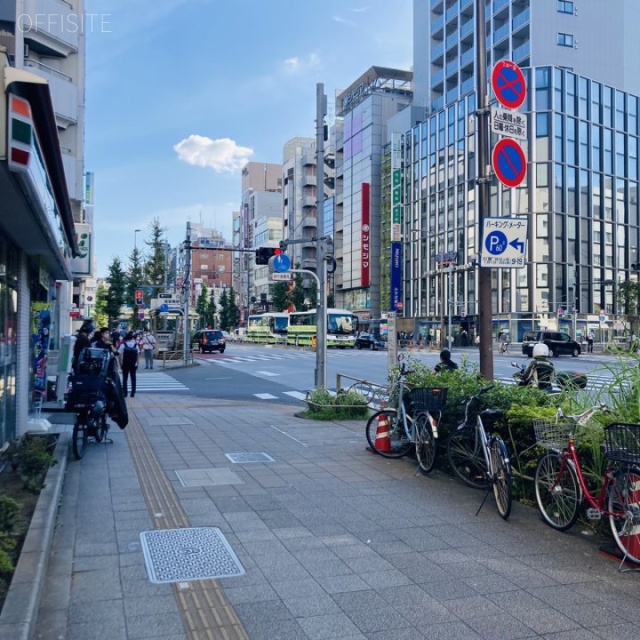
[315,83,327,389]
[448,264,453,352]
[183,222,191,367]
[440,266,445,348]
[476,0,494,380]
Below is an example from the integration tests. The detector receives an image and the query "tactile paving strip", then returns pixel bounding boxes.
[140,527,245,584]
[225,452,275,463]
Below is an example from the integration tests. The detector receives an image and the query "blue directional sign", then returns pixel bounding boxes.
[271,253,291,273]
[480,217,529,268]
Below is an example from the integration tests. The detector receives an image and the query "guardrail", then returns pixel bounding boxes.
[159,350,194,368]
[336,373,389,409]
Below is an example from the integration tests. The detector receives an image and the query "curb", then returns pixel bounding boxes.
[0,431,69,640]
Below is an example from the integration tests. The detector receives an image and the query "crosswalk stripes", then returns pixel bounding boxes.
[134,372,188,392]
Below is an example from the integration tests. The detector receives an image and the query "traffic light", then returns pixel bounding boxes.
[255,247,280,265]
[135,289,144,306]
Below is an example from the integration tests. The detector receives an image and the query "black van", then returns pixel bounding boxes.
[191,329,226,354]
[522,331,581,357]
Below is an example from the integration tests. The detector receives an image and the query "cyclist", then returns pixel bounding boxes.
[435,348,458,373]
[519,343,555,390]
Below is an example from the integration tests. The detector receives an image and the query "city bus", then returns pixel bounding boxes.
[246,312,289,344]
[287,308,358,348]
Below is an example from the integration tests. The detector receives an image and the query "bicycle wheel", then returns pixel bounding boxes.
[534,453,580,530]
[415,413,438,474]
[446,427,489,489]
[365,409,412,458]
[72,420,88,460]
[490,440,512,520]
[92,414,107,443]
[607,469,640,564]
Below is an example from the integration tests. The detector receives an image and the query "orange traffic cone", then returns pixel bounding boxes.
[374,413,392,453]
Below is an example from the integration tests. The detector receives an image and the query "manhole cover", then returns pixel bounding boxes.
[225,452,275,463]
[139,527,245,583]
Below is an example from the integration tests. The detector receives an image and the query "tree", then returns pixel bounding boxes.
[226,287,239,328]
[196,285,209,328]
[619,279,640,335]
[206,289,217,327]
[292,265,306,311]
[271,282,289,311]
[218,289,229,330]
[126,247,145,328]
[94,282,109,329]
[144,218,167,291]
[105,257,127,326]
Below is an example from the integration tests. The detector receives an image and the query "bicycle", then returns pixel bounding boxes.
[533,405,640,567]
[365,356,447,474]
[445,386,512,519]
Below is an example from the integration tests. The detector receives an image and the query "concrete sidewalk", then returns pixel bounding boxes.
[12,389,640,639]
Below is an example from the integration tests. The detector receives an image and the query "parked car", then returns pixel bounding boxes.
[522,331,581,357]
[191,329,226,354]
[355,332,385,350]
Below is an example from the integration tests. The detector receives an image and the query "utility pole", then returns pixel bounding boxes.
[183,222,191,367]
[315,83,327,389]
[476,0,494,380]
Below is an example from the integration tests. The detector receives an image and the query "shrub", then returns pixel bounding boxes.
[7,435,56,494]
[0,497,20,533]
[305,388,369,420]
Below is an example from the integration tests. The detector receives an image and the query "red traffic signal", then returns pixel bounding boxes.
[135,290,144,305]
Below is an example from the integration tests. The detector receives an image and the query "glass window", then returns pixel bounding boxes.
[536,113,550,160]
[553,67,564,111]
[554,114,564,163]
[603,86,613,127]
[629,95,638,135]
[592,124,601,172]
[578,77,588,120]
[603,128,613,173]
[557,1,574,13]
[557,33,574,47]
[629,136,638,181]
[616,132,626,176]
[565,73,576,117]
[615,90,625,130]
[579,121,589,167]
[591,82,601,124]
[536,67,551,110]
[567,117,577,165]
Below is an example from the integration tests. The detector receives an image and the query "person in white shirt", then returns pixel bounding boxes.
[141,330,156,369]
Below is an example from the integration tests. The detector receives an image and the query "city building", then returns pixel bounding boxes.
[333,66,413,322]
[0,48,78,443]
[399,0,640,344]
[236,162,283,321]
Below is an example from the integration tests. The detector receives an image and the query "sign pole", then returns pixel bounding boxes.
[476,0,493,380]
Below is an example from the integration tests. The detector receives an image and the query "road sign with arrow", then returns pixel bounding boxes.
[480,217,529,268]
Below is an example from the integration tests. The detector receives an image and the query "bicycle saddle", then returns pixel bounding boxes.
[480,408,504,421]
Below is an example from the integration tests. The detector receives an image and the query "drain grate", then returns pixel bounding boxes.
[139,527,245,584]
[225,452,275,463]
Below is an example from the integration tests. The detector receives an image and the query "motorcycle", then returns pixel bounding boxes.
[511,360,588,392]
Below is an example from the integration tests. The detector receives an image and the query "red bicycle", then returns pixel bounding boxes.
[533,406,640,568]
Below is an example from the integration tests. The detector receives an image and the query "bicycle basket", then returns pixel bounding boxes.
[411,387,448,413]
[604,423,640,465]
[533,418,578,450]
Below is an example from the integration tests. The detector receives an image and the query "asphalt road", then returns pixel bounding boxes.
[153,343,634,406]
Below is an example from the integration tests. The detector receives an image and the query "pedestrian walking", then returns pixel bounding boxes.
[118,331,140,398]
[141,330,157,369]
[587,330,595,353]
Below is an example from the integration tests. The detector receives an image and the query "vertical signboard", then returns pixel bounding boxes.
[361,182,370,287]
[85,171,94,204]
[71,223,93,277]
[390,243,402,311]
[391,132,402,242]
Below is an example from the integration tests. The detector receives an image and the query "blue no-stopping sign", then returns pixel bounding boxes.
[492,138,527,188]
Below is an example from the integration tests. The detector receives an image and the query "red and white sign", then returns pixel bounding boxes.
[492,61,527,110]
[361,182,370,287]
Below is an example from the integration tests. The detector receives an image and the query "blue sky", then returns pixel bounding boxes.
[85,0,412,277]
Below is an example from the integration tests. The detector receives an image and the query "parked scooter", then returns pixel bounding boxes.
[511,343,587,391]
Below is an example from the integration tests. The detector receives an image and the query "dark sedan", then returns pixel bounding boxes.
[355,333,385,350]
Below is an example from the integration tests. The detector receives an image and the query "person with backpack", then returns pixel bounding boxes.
[118,331,140,398]
[141,330,157,369]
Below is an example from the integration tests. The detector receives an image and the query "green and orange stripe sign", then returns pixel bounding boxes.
[8,94,32,171]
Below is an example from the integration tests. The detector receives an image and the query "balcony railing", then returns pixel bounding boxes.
[512,8,531,31]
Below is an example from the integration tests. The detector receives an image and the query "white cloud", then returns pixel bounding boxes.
[173,136,254,173]
[281,52,321,75]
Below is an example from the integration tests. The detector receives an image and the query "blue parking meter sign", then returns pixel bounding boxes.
[480,217,529,268]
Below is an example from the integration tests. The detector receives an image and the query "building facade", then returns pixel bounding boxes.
[333,66,413,322]
[400,0,640,344]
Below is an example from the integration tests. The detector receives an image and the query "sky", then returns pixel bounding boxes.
[84,0,413,278]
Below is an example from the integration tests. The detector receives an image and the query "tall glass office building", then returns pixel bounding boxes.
[401,0,640,343]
